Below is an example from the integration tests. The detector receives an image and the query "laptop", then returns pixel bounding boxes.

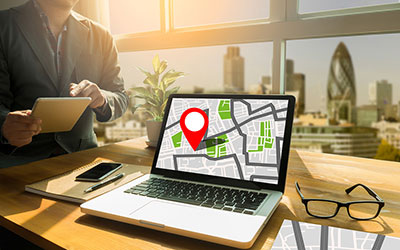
[81,94,295,249]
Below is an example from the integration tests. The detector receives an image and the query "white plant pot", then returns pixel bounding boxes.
[146,120,162,147]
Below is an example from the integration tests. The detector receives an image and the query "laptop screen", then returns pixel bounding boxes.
[154,97,290,185]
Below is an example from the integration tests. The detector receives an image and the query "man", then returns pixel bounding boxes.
[0,0,129,167]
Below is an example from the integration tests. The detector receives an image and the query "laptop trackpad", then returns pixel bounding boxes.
[129,200,264,241]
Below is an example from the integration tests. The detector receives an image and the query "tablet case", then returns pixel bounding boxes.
[31,97,91,133]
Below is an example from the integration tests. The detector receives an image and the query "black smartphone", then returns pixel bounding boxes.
[75,162,123,182]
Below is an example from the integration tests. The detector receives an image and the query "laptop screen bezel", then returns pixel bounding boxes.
[150,94,295,193]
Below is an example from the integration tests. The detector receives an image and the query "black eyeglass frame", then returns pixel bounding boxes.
[295,182,385,220]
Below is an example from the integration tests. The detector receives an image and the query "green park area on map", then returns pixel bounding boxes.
[169,99,274,155]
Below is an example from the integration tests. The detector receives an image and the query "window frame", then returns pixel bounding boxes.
[112,0,400,95]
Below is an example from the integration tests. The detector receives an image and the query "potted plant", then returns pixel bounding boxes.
[130,55,184,146]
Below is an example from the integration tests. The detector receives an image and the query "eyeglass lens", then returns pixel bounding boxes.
[307,200,338,217]
[347,202,380,219]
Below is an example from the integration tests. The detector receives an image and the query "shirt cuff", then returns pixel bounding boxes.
[93,94,112,121]
[95,97,109,114]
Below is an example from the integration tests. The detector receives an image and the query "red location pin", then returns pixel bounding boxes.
[180,108,208,151]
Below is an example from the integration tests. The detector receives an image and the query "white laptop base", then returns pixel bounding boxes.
[81,174,282,249]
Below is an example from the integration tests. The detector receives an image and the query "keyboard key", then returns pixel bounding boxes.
[200,203,213,208]
[243,210,254,215]
[212,204,224,209]
[235,203,247,208]
[222,207,233,211]
[233,208,244,213]
[225,201,236,206]
[244,205,259,210]
[147,192,159,198]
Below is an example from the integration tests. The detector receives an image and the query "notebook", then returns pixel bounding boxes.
[25,159,146,203]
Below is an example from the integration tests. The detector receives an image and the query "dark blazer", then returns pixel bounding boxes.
[0,1,128,166]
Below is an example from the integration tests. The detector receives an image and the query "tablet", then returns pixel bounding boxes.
[31,97,91,133]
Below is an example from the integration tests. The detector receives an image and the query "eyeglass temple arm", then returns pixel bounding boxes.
[295,182,305,199]
[345,183,384,202]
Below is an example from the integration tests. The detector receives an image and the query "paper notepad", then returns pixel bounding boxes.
[25,159,147,203]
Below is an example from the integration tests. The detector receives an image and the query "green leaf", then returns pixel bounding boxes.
[161,99,168,113]
[132,87,151,98]
[144,109,158,119]
[152,54,160,74]
[143,74,159,88]
[156,89,164,103]
[161,70,184,90]
[136,67,151,78]
[130,103,142,114]
[145,96,159,107]
[142,103,154,109]
[159,60,168,74]
[165,86,179,99]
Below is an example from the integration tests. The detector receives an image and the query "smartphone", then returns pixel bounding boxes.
[75,163,123,182]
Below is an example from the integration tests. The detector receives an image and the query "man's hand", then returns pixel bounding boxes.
[2,110,42,147]
[69,80,106,109]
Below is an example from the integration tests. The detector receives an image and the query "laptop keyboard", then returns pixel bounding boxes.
[124,178,268,215]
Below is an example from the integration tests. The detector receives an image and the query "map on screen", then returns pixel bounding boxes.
[155,98,289,184]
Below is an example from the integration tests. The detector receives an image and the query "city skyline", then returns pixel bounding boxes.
[119,33,400,114]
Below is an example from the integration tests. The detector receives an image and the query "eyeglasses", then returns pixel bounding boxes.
[295,182,384,220]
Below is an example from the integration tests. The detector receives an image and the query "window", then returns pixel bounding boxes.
[298,0,400,14]
[109,0,161,34]
[173,0,270,28]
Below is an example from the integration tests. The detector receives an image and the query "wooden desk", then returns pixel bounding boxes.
[1,137,400,249]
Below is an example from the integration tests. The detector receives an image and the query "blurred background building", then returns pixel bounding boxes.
[369,80,393,119]
[291,126,379,157]
[223,46,244,92]
[285,59,305,116]
[372,120,400,150]
[327,42,356,125]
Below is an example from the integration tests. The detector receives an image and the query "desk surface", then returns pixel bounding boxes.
[1,137,400,250]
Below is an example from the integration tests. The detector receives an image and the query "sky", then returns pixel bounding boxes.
[112,0,400,113]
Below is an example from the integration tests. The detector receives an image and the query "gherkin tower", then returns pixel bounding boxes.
[327,42,356,124]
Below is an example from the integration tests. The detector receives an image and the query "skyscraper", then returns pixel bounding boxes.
[369,80,392,119]
[398,101,400,119]
[223,46,244,92]
[259,76,272,94]
[327,42,356,124]
[286,59,305,115]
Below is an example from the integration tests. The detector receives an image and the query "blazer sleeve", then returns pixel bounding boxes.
[0,41,13,143]
[93,30,129,122]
